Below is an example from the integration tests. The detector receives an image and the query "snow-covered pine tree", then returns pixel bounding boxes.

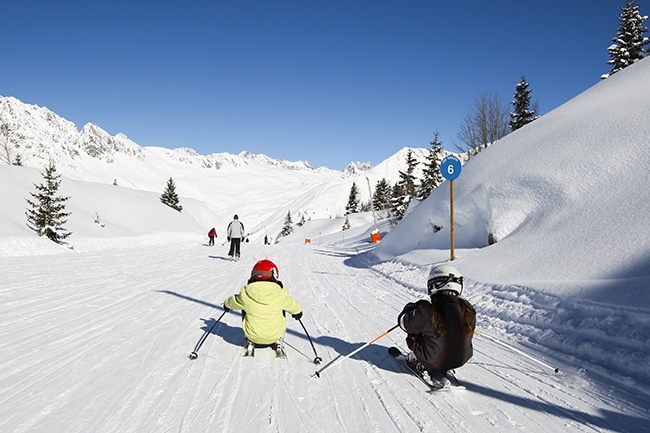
[389,183,404,224]
[25,160,72,242]
[417,130,445,201]
[509,76,537,131]
[281,210,293,236]
[602,0,649,79]
[160,177,183,212]
[372,178,391,218]
[393,150,419,219]
[345,182,360,215]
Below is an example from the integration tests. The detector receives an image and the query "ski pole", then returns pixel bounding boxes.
[297,318,322,365]
[189,310,228,360]
[475,329,559,373]
[314,324,399,378]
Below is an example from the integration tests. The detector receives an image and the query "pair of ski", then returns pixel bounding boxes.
[243,341,287,359]
[388,347,463,391]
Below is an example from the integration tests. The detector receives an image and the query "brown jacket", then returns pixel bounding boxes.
[399,295,475,372]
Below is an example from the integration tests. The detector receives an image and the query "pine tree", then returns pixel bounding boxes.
[25,160,72,242]
[389,183,405,223]
[394,150,419,218]
[281,210,294,236]
[509,76,537,131]
[160,177,183,212]
[345,182,360,215]
[602,0,649,79]
[372,178,391,218]
[417,131,445,201]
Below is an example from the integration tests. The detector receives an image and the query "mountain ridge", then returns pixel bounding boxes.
[1,95,439,241]
[1,95,345,171]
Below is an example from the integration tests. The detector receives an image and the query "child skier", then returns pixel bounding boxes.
[397,264,476,384]
[207,227,217,246]
[223,259,302,356]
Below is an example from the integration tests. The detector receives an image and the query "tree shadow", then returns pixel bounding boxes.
[460,380,650,432]
[310,336,404,375]
[156,290,222,310]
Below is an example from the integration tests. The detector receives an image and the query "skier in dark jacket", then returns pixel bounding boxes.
[398,264,476,380]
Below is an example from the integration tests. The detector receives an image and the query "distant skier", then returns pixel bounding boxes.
[223,259,303,355]
[397,264,476,383]
[208,227,217,246]
[226,214,245,260]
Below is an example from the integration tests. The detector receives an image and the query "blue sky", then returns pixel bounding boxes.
[1,1,633,170]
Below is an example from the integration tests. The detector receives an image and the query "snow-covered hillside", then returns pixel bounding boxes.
[1,95,435,240]
[1,58,649,432]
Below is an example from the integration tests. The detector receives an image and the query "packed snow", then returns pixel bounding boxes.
[1,59,649,432]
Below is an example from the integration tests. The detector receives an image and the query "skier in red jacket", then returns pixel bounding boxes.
[208,227,217,246]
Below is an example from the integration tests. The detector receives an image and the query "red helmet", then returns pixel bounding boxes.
[250,259,279,281]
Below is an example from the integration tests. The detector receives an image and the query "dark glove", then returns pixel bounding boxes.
[292,311,303,320]
[223,304,231,313]
[400,302,417,316]
[398,302,416,328]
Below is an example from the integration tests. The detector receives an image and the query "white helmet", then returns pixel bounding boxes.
[427,264,463,296]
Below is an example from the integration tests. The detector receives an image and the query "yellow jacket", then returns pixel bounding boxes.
[224,280,302,345]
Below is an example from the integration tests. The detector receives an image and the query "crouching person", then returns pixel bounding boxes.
[397,264,476,386]
[223,259,302,357]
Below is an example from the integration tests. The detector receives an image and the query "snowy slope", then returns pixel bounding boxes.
[1,59,650,432]
[1,231,647,433]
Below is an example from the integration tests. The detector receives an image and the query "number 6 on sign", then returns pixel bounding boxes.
[441,156,462,181]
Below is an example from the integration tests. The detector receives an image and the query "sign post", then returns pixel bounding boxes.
[440,155,462,261]
[366,177,381,243]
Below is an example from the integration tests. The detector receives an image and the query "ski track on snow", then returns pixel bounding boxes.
[1,238,648,432]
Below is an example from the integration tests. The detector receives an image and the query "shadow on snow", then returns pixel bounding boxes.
[156,289,648,431]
